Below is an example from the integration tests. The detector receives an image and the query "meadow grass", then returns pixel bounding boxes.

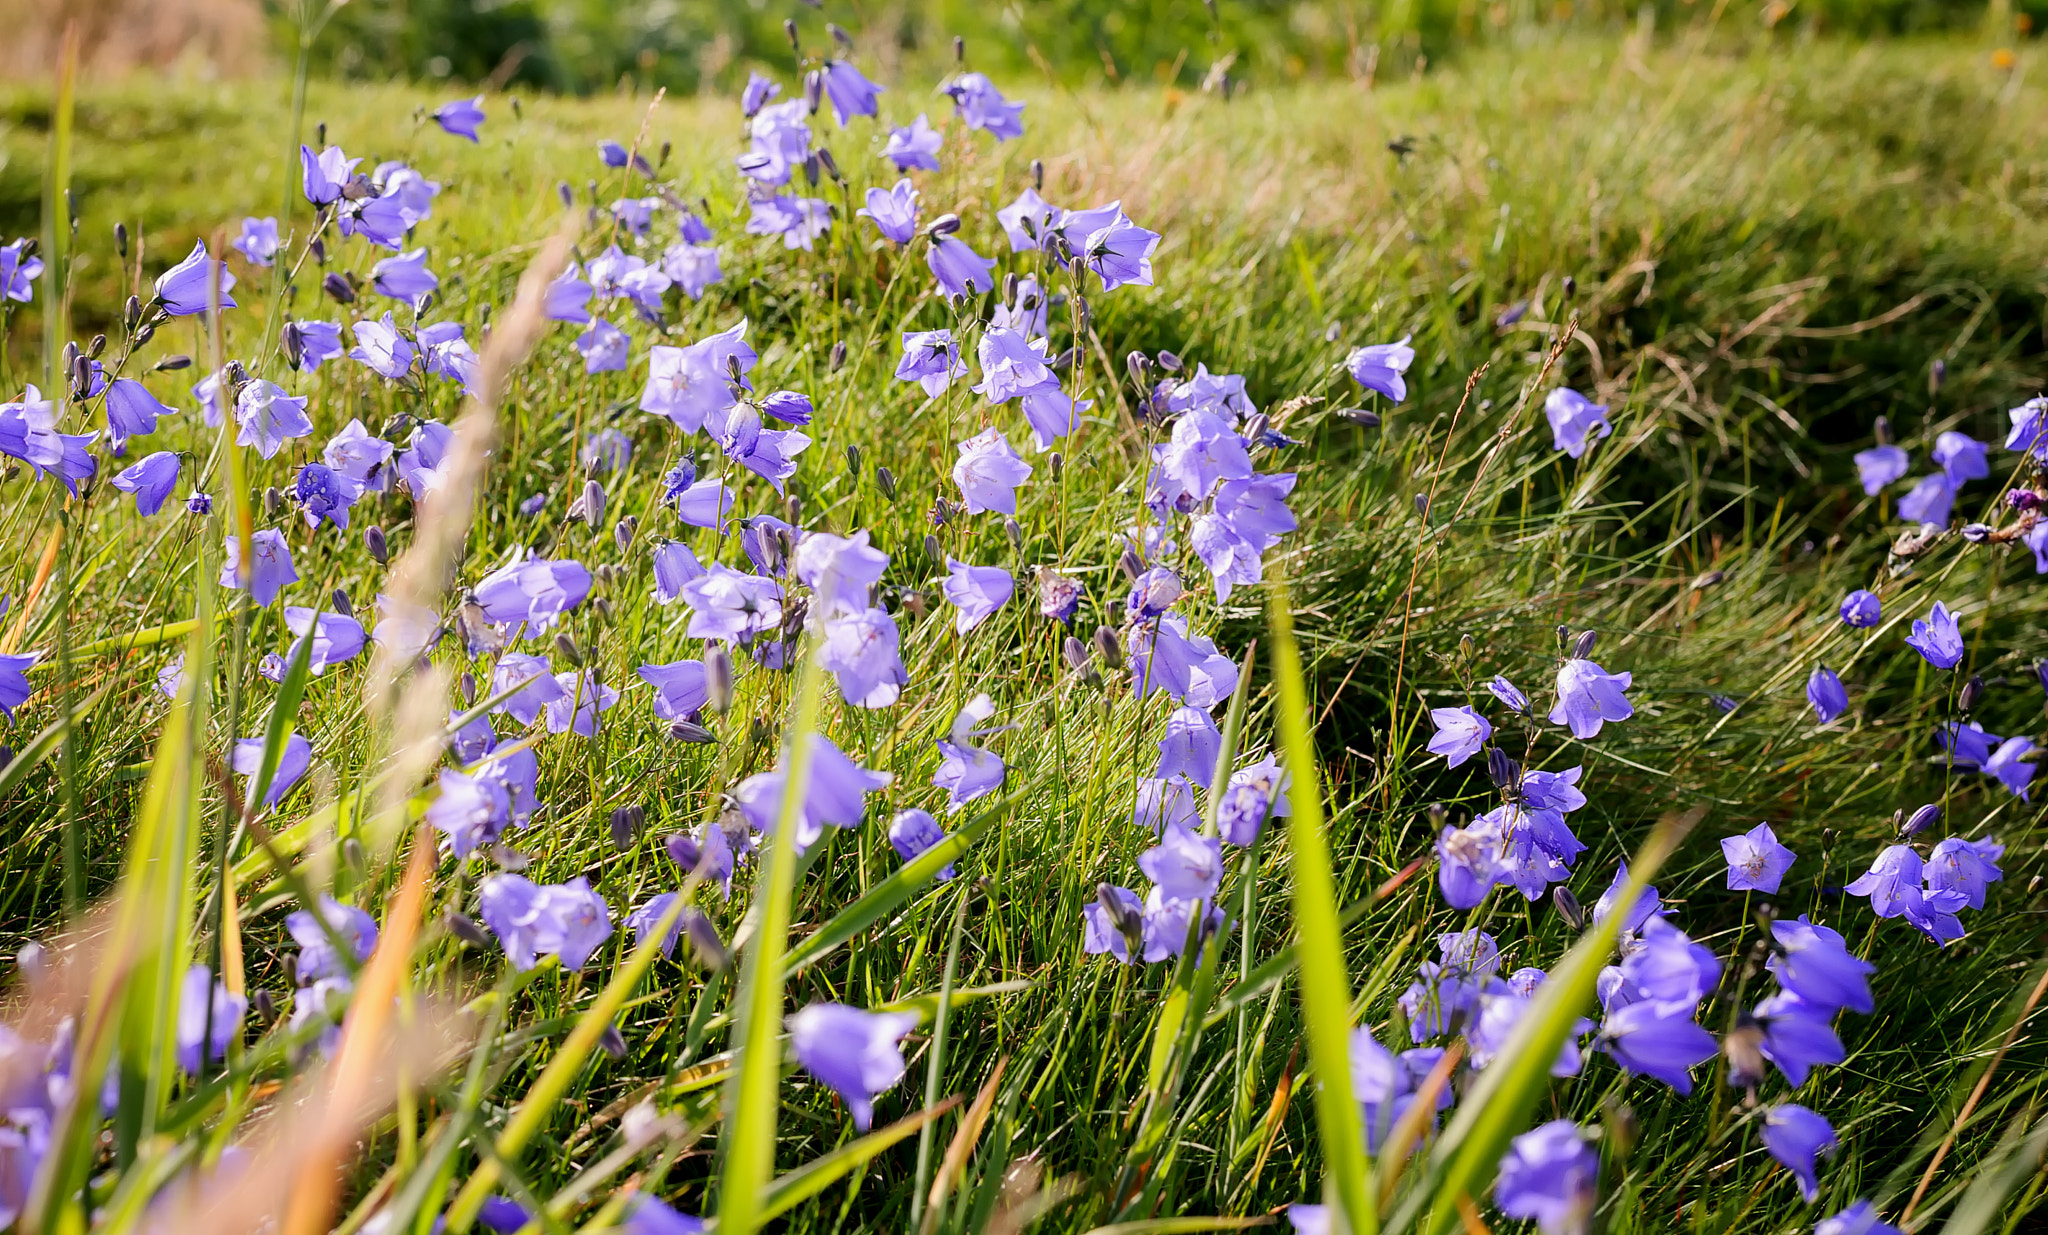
[0,29,2046,1235]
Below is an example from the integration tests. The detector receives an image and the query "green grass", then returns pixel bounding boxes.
[2,29,2048,1235]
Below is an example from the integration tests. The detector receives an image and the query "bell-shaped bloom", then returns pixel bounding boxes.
[1767,915,1875,1014]
[1494,1120,1600,1235]
[294,461,363,533]
[1548,655,1633,739]
[730,732,893,853]
[662,242,723,300]
[1853,444,1909,495]
[1839,589,1881,627]
[1140,885,1225,962]
[477,874,613,971]
[155,240,237,316]
[1939,719,2001,769]
[895,329,967,396]
[1933,430,1988,486]
[473,557,592,635]
[544,669,620,736]
[888,808,956,880]
[420,321,478,392]
[941,558,1012,634]
[1984,736,2036,800]
[1083,883,1144,963]
[1721,822,1795,893]
[953,427,1032,514]
[432,95,485,140]
[545,264,594,323]
[678,563,782,644]
[640,320,756,434]
[1436,817,1504,909]
[1752,991,1847,1087]
[176,964,247,1074]
[2009,397,2048,459]
[1606,917,1720,1016]
[611,196,660,236]
[1897,472,1953,525]
[739,71,781,117]
[220,529,299,607]
[1022,384,1092,450]
[857,178,918,245]
[1598,999,1716,1093]
[2,238,44,302]
[942,72,1026,139]
[1155,705,1221,788]
[794,530,889,616]
[746,192,832,251]
[1139,824,1224,902]
[789,1002,917,1131]
[301,144,360,205]
[927,236,998,299]
[674,478,734,530]
[284,607,367,674]
[1545,388,1610,458]
[286,896,378,984]
[998,188,1060,252]
[105,378,174,452]
[232,217,280,266]
[1127,614,1241,707]
[736,99,810,185]
[883,113,943,170]
[818,606,908,708]
[1927,835,2003,909]
[370,249,439,304]
[0,652,33,721]
[1807,665,1848,723]
[575,318,629,373]
[975,326,1058,404]
[1592,861,1663,944]
[231,730,313,808]
[1133,775,1202,833]
[1906,600,1964,669]
[638,660,709,721]
[1815,1200,1903,1235]
[490,653,565,727]
[1426,705,1491,768]
[1079,208,1160,292]
[1346,336,1415,402]
[234,380,313,459]
[815,59,884,125]
[1038,568,1084,625]
[1482,676,1528,713]
[933,721,1005,811]
[651,542,707,606]
[1399,960,1482,1041]
[112,451,181,516]
[323,418,394,491]
[1761,1103,1837,1203]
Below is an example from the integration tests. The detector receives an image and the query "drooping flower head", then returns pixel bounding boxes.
[1807,665,1848,723]
[155,241,237,316]
[942,72,1026,139]
[1545,388,1610,458]
[1347,336,1416,402]
[883,113,943,170]
[432,96,486,141]
[1549,654,1634,739]
[1493,1120,1600,1235]
[1761,1103,1838,1203]
[788,1003,918,1130]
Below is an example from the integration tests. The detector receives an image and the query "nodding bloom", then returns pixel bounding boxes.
[1598,998,1717,1093]
[883,113,943,171]
[1545,387,1610,458]
[1814,1200,1904,1235]
[993,273,1049,338]
[1078,208,1161,292]
[637,659,708,721]
[934,694,1007,810]
[1548,654,1634,739]
[974,326,1058,404]
[1839,589,1881,627]
[662,242,723,300]
[998,188,1060,252]
[1126,614,1241,707]
[1133,775,1202,834]
[1127,566,1184,621]
[740,73,781,115]
[1905,600,1964,669]
[1140,885,1225,962]
[105,378,174,453]
[231,731,312,808]
[1768,915,1875,1014]
[432,95,485,140]
[942,72,1026,139]
[857,179,919,245]
[794,529,890,616]
[155,240,237,316]
[220,529,299,607]
[233,380,313,460]
[1721,822,1796,893]
[472,557,592,634]
[1217,781,1271,847]
[745,193,833,251]
[489,652,565,727]
[1592,862,1664,946]
[1896,472,1953,526]
[349,313,416,381]
[1426,705,1492,768]
[598,139,630,168]
[953,427,1033,514]
[895,329,967,396]
[1155,705,1221,789]
[1752,990,1847,1087]
[1938,719,2000,769]
[1487,675,1529,712]
[716,403,811,493]
[1933,430,1989,486]
[283,607,366,674]
[1761,1104,1838,1204]
[112,451,182,516]
[1140,823,1224,903]
[1807,665,1848,723]
[1927,835,2003,909]
[301,144,360,205]
[1346,336,1416,402]
[1493,1121,1600,1235]
[232,217,280,266]
[477,874,614,971]
[817,606,908,708]
[927,236,998,298]
[420,321,478,392]
[941,558,1013,634]
[737,99,810,186]
[611,196,660,236]
[545,264,594,323]
[1984,736,2036,800]
[729,732,893,853]
[575,318,630,373]
[0,652,38,721]
[2009,396,2048,461]
[640,319,757,434]
[788,1003,917,1131]
[1083,883,1145,963]
[814,59,884,125]
[544,670,620,737]
[1436,815,1505,909]
[674,477,735,530]
[1,238,44,302]
[1603,917,1720,1015]
[176,965,247,1075]
[1853,444,1909,495]
[286,896,378,984]
[889,808,956,879]
[370,248,439,304]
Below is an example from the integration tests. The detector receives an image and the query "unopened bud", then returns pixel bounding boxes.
[1902,803,1942,836]
[1030,157,1044,190]
[125,295,143,329]
[609,804,645,851]
[1571,629,1597,660]
[1562,274,1577,296]
[364,525,389,565]
[1960,674,1986,712]
[460,671,476,706]
[153,353,192,372]
[1092,624,1124,671]
[1930,359,1947,395]
[282,321,305,370]
[829,339,847,372]
[322,271,356,304]
[816,146,841,182]
[924,533,944,565]
[1552,885,1584,931]
[876,466,897,501]
[558,180,574,208]
[1049,451,1063,481]
[668,718,714,744]
[829,22,851,45]
[953,35,966,63]
[114,221,129,257]
[598,1023,627,1059]
[927,213,962,237]
[1004,517,1023,552]
[331,588,354,619]
[1118,547,1143,582]
[784,17,800,49]
[87,333,106,360]
[1873,415,1892,447]
[445,910,490,948]
[704,645,734,714]
[1486,746,1519,789]
[554,632,584,667]
[1459,633,1475,661]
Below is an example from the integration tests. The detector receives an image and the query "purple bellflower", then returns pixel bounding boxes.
[1984,737,2035,800]
[1545,388,1611,458]
[286,896,378,983]
[745,193,832,251]
[1815,1200,1903,1235]
[1762,1103,1838,1203]
[1549,654,1634,739]
[943,72,1026,139]
[794,530,890,616]
[1488,675,1530,712]
[546,265,594,323]
[544,670,620,736]
[1752,991,1847,1087]
[105,378,174,452]
[927,236,998,298]
[1807,665,1848,723]
[942,558,1013,634]
[1722,822,1796,893]
[1897,473,1954,525]
[1853,444,1909,495]
[350,313,416,381]
[1078,208,1161,291]
[1927,836,2003,909]
[858,179,919,245]
[283,607,366,673]
[788,1002,917,1131]
[998,188,1060,252]
[1933,430,1989,486]
[220,529,299,607]
[472,557,592,635]
[1839,589,1881,627]
[575,318,630,373]
[477,874,613,971]
[1906,600,1965,669]
[741,72,781,116]
[1767,915,1875,1014]
[0,652,37,720]
[640,320,756,434]
[433,95,485,140]
[814,59,884,125]
[301,144,360,205]
[370,249,439,304]
[1599,998,1717,1093]
[232,217,279,267]
[154,241,236,316]
[490,653,565,727]
[889,809,957,880]
[425,769,510,857]
[934,694,1007,810]
[884,113,943,170]
[662,242,723,299]
[817,606,909,708]
[1155,705,1222,789]
[234,380,313,459]
[176,965,247,1074]
[1,238,44,301]
[2008,397,2048,459]
[638,659,708,721]
[1426,705,1491,768]
[1494,1121,1600,1235]
[1346,336,1416,402]
[953,427,1032,514]
[896,329,967,396]
[231,731,312,808]
[729,732,893,853]
[974,326,1058,403]
[112,452,182,516]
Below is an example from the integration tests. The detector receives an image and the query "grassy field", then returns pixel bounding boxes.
[2,27,2047,1235]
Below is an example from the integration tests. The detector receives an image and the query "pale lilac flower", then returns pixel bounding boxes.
[883,113,943,171]
[740,72,780,117]
[477,874,613,971]
[640,320,756,434]
[1038,568,1084,626]
[105,378,174,452]
[283,607,366,674]
[1767,916,1875,1014]
[300,144,359,205]
[1127,614,1241,707]
[895,329,966,396]
[1927,836,2003,909]
[1083,884,1143,963]
[638,659,708,721]
[1896,473,1954,525]
[220,529,298,607]
[927,236,997,298]
[1436,816,1504,909]
[286,896,378,983]
[1133,775,1202,833]
[490,652,565,727]
[2008,397,2048,459]
[1933,430,1989,486]
[888,809,955,880]
[1140,885,1225,962]
[1494,1121,1599,1235]
[325,418,394,490]
[1487,675,1529,712]
[975,326,1058,403]
[953,427,1032,514]
[944,72,1026,138]
[1155,705,1221,788]
[793,529,889,616]
[652,541,707,605]
[398,419,455,497]
[575,318,630,373]
[370,248,439,304]
[1807,665,1848,723]
[1127,567,1184,621]
[1139,824,1224,901]
[1592,862,1663,943]
[788,1003,917,1131]
[1845,843,1925,919]
[433,95,485,140]
[677,564,782,643]
[473,557,592,634]
[746,193,833,251]
[1079,208,1161,292]
[611,196,660,236]
[1722,822,1795,893]
[997,188,1059,252]
[814,59,884,126]
[661,242,723,299]
[1346,336,1416,402]
[729,732,894,852]
[934,695,1006,810]
[674,478,735,529]
[234,380,312,459]
[1839,589,1881,627]
[349,312,416,380]
[176,965,247,1074]
[546,264,594,323]
[232,217,280,266]
[1,237,44,301]
[544,670,620,736]
[231,730,313,807]
[738,99,810,186]
[1762,1103,1837,1203]
[1549,655,1634,739]
[1545,387,1611,458]
[818,606,908,708]
[290,320,344,372]
[1426,705,1491,768]
[425,769,511,858]
[1905,600,1964,669]
[112,451,181,516]
[155,241,237,316]
[1853,444,1909,495]
[941,558,1012,634]
[420,321,478,392]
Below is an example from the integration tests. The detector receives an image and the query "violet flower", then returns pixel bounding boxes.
[490,652,565,727]
[1426,705,1491,768]
[231,731,312,807]
[888,809,956,880]
[1126,614,1241,707]
[815,59,884,126]
[674,478,735,529]
[220,529,299,607]
[1140,886,1225,962]
[1752,991,1847,1087]
[1767,915,1875,1014]
[2007,397,2048,459]
[731,732,894,852]
[737,100,810,185]
[1905,600,1964,669]
[477,874,613,971]
[176,965,247,1074]
[943,72,1026,139]
[544,670,620,736]
[325,419,394,490]
[745,193,832,251]
[934,695,1006,810]
[1839,589,1881,627]
[1853,444,1909,495]
[793,529,890,616]
[1897,473,1953,525]
[105,378,174,452]
[1083,884,1143,963]
[112,451,181,516]
[1,238,44,301]
[1548,654,1634,739]
[640,320,756,434]
[1927,835,2003,909]
[953,427,1032,514]
[1722,822,1795,893]
[1762,1103,1837,1203]
[0,652,37,720]
[546,264,594,323]
[420,321,478,393]
[1938,720,2001,769]
[286,896,378,984]
[883,113,943,171]
[1984,737,2035,800]
[1346,336,1416,402]
[637,659,709,721]
[998,188,1059,252]
[283,607,367,673]
[370,249,439,304]
[818,606,908,708]
[301,144,360,205]
[433,95,485,140]
[1933,430,1989,486]
[1079,208,1161,292]
[927,235,998,298]
[232,217,280,267]
[652,542,707,605]
[662,242,723,300]
[1545,388,1610,458]
[975,326,1058,403]
[895,329,967,396]
[1807,665,1848,723]
[1493,1120,1599,1235]
[155,241,237,316]
[788,1002,917,1131]
[576,317,630,373]
[1139,823,1224,902]
[1436,816,1504,909]
[472,556,593,634]
[1598,999,1716,1092]
[349,313,416,381]
[1815,1200,1903,1235]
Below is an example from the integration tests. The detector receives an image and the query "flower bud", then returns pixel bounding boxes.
[322,271,356,304]
[1029,157,1043,189]
[1486,746,1519,789]
[1092,624,1124,671]
[1118,547,1143,582]
[1562,274,1577,296]
[1004,517,1023,553]
[1961,523,1992,543]
[876,466,897,501]
[1960,674,1985,712]
[364,525,389,564]
[830,21,851,45]
[704,644,734,714]
[685,912,729,970]
[1049,451,1063,481]
[784,17,800,48]
[114,221,129,257]
[926,212,962,237]
[124,295,143,330]
[569,479,607,525]
[152,353,192,373]
[1930,358,1947,395]
[554,631,584,667]
[309,237,327,265]
[1571,629,1598,660]
[598,1023,628,1059]
[557,180,574,208]
[953,34,966,63]
[669,718,715,744]
[609,804,645,851]
[282,321,305,370]
[1873,415,1892,446]
[1063,635,1091,674]
[1459,633,1476,661]
[1002,271,1018,303]
[1902,803,1942,836]
[844,442,863,480]
[924,532,944,565]
[829,338,847,372]
[1691,569,1725,591]
[1125,350,1151,387]
[87,333,106,360]
[1552,885,1585,931]
[1413,493,1430,520]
